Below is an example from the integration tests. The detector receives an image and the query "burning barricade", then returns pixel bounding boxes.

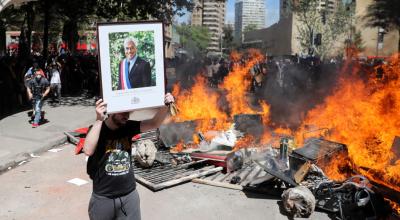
[125,50,400,219]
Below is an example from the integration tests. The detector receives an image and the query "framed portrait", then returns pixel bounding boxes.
[97,21,165,114]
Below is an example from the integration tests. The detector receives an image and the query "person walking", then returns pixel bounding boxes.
[83,93,175,220]
[27,69,50,128]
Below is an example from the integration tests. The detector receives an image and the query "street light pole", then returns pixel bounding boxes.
[220,32,222,56]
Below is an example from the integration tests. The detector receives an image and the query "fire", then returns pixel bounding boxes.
[320,151,352,182]
[294,54,400,191]
[172,49,270,135]
[385,198,400,216]
[230,50,241,62]
[220,49,264,115]
[233,135,256,151]
[170,140,185,153]
[172,75,229,132]
[170,140,199,153]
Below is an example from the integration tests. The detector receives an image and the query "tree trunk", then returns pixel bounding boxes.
[62,20,79,54]
[398,28,400,53]
[18,25,29,58]
[26,2,34,54]
[0,20,6,56]
[42,0,50,59]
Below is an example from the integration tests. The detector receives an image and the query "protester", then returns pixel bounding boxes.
[117,37,151,90]
[49,66,62,103]
[83,93,175,220]
[26,69,50,128]
[24,62,39,88]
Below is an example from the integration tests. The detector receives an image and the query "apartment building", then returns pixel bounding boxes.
[234,0,266,42]
[191,0,226,52]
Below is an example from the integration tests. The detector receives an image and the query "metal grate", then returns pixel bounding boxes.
[292,138,346,162]
[133,159,222,191]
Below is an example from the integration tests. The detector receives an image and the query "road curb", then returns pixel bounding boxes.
[0,135,68,174]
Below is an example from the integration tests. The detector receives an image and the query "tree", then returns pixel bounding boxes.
[352,28,365,52]
[36,0,56,58]
[243,23,258,33]
[53,0,96,54]
[176,24,210,57]
[291,0,353,59]
[365,0,400,52]
[96,0,194,22]
[223,24,235,53]
[0,6,24,55]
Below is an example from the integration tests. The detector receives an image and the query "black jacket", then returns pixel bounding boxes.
[118,57,151,90]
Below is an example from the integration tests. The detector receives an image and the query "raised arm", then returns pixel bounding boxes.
[83,99,107,156]
[140,93,174,133]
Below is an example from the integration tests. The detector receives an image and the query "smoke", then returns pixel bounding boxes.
[159,120,197,147]
[257,62,342,129]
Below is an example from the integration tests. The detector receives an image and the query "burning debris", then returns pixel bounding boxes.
[125,51,400,218]
[282,186,316,218]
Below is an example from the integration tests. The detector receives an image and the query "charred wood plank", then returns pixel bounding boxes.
[146,167,223,191]
[192,178,243,190]
[241,167,263,186]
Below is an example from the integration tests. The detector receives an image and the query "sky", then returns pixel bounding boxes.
[177,0,280,28]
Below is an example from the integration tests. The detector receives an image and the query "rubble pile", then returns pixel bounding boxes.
[128,122,398,219]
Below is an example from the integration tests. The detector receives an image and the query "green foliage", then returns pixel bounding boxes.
[244,23,258,33]
[291,0,354,58]
[176,24,210,57]
[353,28,365,52]
[365,0,400,30]
[365,0,400,52]
[223,25,235,52]
[108,31,155,90]
[96,0,195,21]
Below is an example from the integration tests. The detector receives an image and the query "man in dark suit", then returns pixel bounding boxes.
[117,37,151,90]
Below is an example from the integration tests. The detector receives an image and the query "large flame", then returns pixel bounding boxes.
[171,50,399,209]
[220,49,264,115]
[294,54,400,192]
[172,75,229,131]
[172,49,270,135]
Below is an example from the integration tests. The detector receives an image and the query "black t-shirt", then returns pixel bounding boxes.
[87,120,141,198]
[29,77,49,99]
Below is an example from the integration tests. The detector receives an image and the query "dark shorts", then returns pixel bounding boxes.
[89,189,141,220]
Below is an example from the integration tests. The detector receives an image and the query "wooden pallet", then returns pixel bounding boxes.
[192,162,278,192]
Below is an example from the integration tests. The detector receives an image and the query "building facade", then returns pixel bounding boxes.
[244,0,399,57]
[354,0,399,57]
[191,0,226,52]
[234,0,266,42]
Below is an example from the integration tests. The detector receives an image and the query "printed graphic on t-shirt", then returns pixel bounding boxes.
[104,139,131,176]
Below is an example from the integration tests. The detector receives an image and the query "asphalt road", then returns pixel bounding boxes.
[0,143,331,220]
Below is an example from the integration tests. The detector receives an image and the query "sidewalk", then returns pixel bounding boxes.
[0,96,96,173]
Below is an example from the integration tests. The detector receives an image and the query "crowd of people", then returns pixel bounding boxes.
[0,52,100,120]
[0,47,387,127]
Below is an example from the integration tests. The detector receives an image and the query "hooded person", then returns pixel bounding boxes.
[27,69,50,128]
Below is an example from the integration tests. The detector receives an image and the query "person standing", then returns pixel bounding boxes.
[27,69,50,128]
[84,93,174,220]
[24,62,39,88]
[49,66,62,103]
[117,37,152,90]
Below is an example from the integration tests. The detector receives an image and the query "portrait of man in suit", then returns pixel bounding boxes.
[117,37,152,90]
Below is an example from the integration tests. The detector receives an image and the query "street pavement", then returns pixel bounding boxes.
[0,143,331,220]
[0,94,331,219]
[0,95,96,173]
